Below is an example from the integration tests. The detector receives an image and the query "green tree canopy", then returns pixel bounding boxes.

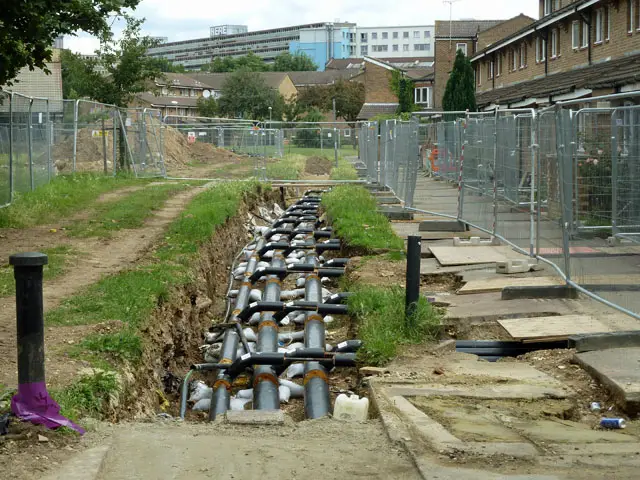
[196,96,218,117]
[61,17,163,107]
[272,52,317,72]
[1,0,140,87]
[390,71,415,115]
[296,80,365,126]
[153,58,186,73]
[217,70,285,120]
[442,49,476,112]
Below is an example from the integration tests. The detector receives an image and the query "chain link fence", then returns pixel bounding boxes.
[406,98,640,320]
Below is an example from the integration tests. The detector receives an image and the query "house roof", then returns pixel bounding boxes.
[326,57,434,70]
[357,103,399,120]
[406,67,435,81]
[1,61,64,113]
[434,19,505,38]
[471,1,596,61]
[286,70,359,87]
[186,72,291,91]
[476,53,640,107]
[136,92,200,108]
[156,73,211,89]
[363,56,402,71]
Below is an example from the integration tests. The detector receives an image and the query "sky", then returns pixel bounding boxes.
[64,0,540,54]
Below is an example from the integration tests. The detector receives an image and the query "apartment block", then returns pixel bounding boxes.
[472,0,640,108]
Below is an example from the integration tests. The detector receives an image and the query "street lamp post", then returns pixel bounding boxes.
[268,106,272,129]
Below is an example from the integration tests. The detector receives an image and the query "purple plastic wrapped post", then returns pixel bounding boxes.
[11,382,85,435]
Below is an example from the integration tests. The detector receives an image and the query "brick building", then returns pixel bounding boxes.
[472,0,640,108]
[353,57,434,119]
[433,15,534,109]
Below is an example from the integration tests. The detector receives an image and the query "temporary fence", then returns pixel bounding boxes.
[379,119,420,207]
[406,95,640,320]
[0,91,167,208]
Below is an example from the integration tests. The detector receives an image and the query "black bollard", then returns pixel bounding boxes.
[10,252,85,434]
[405,236,421,328]
[10,252,48,386]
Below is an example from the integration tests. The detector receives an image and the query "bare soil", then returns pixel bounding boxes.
[304,156,333,176]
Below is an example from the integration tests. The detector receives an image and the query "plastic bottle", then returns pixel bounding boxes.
[333,394,369,422]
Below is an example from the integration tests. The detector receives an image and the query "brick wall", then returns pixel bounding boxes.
[362,61,398,103]
[476,1,640,96]
[477,15,535,50]
[434,39,475,109]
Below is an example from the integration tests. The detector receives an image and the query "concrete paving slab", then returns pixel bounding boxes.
[569,331,640,353]
[510,419,637,444]
[458,276,563,295]
[418,220,467,232]
[430,246,529,266]
[225,409,286,425]
[498,315,612,342]
[41,445,110,480]
[574,348,640,414]
[384,383,568,400]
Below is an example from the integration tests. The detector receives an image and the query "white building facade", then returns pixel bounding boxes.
[356,26,435,59]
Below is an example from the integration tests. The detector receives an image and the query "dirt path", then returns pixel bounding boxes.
[0,184,209,388]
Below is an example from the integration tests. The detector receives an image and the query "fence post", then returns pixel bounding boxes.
[8,92,13,203]
[72,100,79,173]
[28,98,34,191]
[46,100,52,182]
[555,106,573,282]
[457,115,468,221]
[102,116,108,175]
[492,109,499,236]
[334,127,338,168]
[529,111,538,258]
[112,108,117,176]
[611,109,619,239]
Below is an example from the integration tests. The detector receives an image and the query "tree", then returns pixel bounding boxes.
[0,0,140,87]
[390,71,415,114]
[153,58,186,73]
[443,49,476,112]
[272,52,317,72]
[204,57,237,73]
[217,70,285,120]
[60,49,99,99]
[332,80,365,126]
[197,96,218,117]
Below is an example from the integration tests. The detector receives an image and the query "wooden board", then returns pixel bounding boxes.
[429,245,527,266]
[498,315,613,342]
[457,276,563,295]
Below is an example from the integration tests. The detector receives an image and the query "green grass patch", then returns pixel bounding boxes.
[66,183,191,238]
[51,369,121,421]
[266,155,305,180]
[322,185,404,253]
[0,246,74,297]
[0,174,148,228]
[330,160,359,181]
[349,285,441,366]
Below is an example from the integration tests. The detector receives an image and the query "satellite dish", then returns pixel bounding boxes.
[171,100,178,105]
[203,90,211,98]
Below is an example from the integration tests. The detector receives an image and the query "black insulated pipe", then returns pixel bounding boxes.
[405,236,421,327]
[209,329,239,420]
[324,292,353,305]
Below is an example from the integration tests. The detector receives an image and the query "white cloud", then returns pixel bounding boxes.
[64,0,539,54]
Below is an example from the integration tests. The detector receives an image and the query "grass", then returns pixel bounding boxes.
[348,285,442,366]
[266,154,305,180]
[66,183,190,238]
[330,158,359,181]
[51,369,121,421]
[0,246,74,298]
[48,181,263,419]
[322,185,405,253]
[0,174,148,228]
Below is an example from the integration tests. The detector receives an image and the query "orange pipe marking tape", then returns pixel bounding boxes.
[253,372,279,388]
[258,320,278,330]
[303,369,328,385]
[214,379,231,391]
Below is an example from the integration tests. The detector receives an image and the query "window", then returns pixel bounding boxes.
[403,44,410,51]
[488,60,494,80]
[637,0,640,31]
[414,87,432,107]
[511,47,518,71]
[629,0,634,33]
[536,37,546,63]
[403,31,409,39]
[393,32,399,39]
[551,28,559,57]
[496,53,502,76]
[382,32,388,40]
[595,9,604,43]
[361,33,368,43]
[456,43,468,56]
[393,44,399,51]
[520,42,526,68]
[361,45,368,55]
[372,45,389,52]
[572,21,580,49]
[607,5,611,40]
[414,44,431,51]
[414,31,420,39]
[582,21,589,47]
[372,32,378,40]
[425,31,431,38]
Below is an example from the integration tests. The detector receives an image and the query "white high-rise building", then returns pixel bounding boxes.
[356,26,434,59]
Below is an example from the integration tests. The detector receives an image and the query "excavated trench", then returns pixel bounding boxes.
[112,187,362,422]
